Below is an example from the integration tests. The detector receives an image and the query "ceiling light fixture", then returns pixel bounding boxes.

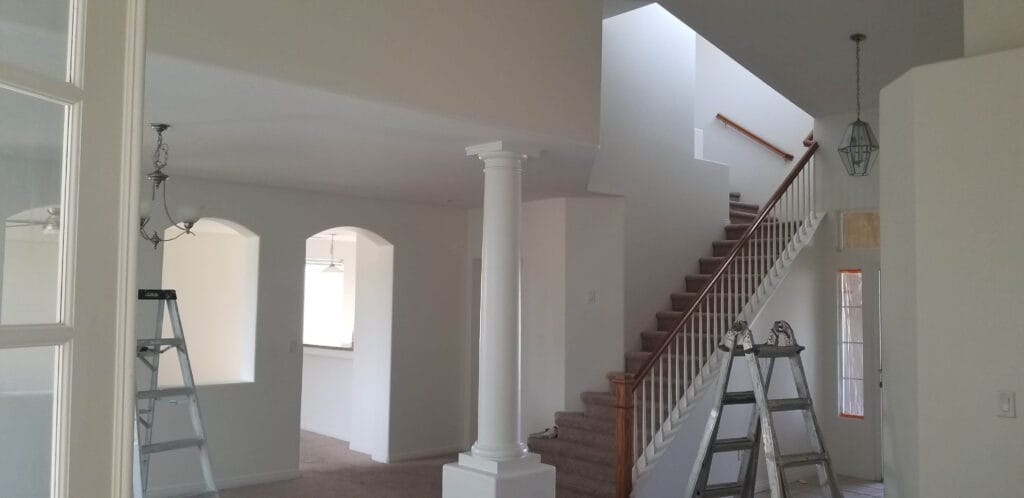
[5,206,61,236]
[322,234,343,273]
[838,33,879,177]
[139,123,203,248]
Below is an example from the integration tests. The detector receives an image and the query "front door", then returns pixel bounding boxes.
[0,0,143,496]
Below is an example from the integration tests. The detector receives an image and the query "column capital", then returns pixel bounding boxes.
[465,140,541,161]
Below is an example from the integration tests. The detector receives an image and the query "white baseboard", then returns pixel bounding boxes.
[388,444,465,462]
[145,468,300,497]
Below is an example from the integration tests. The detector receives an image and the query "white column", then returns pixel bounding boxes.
[443,141,554,498]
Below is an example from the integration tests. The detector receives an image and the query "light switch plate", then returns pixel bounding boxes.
[997,391,1016,418]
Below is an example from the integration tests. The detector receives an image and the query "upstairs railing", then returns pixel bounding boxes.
[613,140,820,498]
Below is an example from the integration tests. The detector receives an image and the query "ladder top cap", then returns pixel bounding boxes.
[139,289,177,300]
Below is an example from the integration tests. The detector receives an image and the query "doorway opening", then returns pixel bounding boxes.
[299,226,394,464]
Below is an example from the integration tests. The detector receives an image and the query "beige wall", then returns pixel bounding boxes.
[880,46,1024,497]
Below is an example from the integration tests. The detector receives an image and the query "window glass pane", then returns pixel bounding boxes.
[840,271,863,307]
[303,263,350,348]
[0,0,72,80]
[1,87,67,325]
[841,306,863,343]
[0,345,58,496]
[842,343,864,380]
[840,378,864,417]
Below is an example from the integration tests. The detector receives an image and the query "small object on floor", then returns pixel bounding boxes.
[530,426,558,439]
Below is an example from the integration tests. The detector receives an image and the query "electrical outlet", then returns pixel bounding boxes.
[997,391,1016,418]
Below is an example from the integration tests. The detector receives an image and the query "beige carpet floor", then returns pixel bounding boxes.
[220,431,455,497]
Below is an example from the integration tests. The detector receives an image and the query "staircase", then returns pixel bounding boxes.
[530,141,822,497]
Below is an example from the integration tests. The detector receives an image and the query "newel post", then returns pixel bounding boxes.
[612,373,634,498]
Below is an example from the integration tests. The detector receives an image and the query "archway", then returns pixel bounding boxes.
[299,226,394,463]
[159,217,260,385]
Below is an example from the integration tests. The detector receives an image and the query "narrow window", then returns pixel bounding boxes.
[303,260,352,349]
[839,269,864,418]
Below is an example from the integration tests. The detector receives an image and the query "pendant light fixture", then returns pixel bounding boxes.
[322,234,343,273]
[139,123,203,248]
[838,33,879,176]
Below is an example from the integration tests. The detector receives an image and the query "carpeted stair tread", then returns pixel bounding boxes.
[699,255,775,273]
[729,200,759,213]
[729,191,742,201]
[729,209,757,223]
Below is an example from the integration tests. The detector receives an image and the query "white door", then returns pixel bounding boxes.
[0,0,143,496]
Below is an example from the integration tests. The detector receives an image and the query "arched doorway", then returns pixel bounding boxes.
[299,226,394,463]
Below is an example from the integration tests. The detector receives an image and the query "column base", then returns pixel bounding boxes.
[442,452,555,498]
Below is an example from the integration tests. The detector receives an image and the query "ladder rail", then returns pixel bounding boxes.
[166,299,218,493]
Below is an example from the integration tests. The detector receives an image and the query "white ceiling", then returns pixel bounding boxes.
[656,0,964,117]
[143,54,597,208]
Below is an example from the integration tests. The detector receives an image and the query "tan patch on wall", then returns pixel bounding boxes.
[842,210,880,249]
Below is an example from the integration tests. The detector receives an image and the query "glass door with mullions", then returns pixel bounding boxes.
[1,0,140,496]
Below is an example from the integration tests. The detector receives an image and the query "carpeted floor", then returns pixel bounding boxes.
[220,431,455,497]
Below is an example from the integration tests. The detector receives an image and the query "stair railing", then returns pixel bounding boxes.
[614,140,820,498]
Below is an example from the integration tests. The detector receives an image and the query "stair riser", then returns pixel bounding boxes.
[730,201,759,214]
[557,426,615,450]
[555,412,615,434]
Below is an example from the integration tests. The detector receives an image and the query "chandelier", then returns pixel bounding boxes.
[838,33,879,176]
[139,123,201,248]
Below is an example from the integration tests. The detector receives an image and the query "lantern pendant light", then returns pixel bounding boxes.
[838,33,879,176]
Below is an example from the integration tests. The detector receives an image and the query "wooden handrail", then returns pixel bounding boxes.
[715,113,795,161]
[629,140,819,388]
[803,131,815,147]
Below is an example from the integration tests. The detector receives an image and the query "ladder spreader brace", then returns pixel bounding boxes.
[685,320,842,498]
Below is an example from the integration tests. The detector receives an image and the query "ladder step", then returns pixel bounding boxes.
[777,451,828,468]
[751,344,805,358]
[698,482,744,497]
[141,437,204,455]
[138,386,194,400]
[711,437,756,452]
[766,397,811,411]
[137,338,184,350]
[722,391,755,405]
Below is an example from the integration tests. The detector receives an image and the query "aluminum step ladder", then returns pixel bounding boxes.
[686,321,841,498]
[134,289,218,498]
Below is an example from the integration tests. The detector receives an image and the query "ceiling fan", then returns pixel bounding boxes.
[6,206,60,235]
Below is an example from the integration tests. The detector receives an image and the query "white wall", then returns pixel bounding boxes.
[348,229,394,460]
[695,36,814,206]
[963,0,1024,56]
[520,198,567,434]
[159,219,259,385]
[590,4,729,352]
[300,235,356,441]
[147,0,601,146]
[880,46,1024,497]
[300,348,353,441]
[136,176,466,492]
